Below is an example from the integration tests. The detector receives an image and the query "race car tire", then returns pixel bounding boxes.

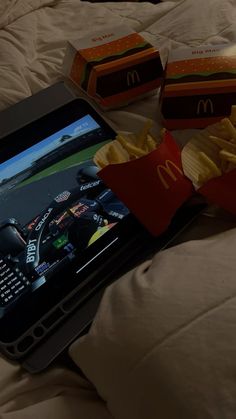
[0,225,26,257]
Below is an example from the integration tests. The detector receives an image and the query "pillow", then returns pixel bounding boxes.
[69,228,236,419]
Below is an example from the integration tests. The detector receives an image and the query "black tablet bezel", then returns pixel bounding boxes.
[0,98,139,346]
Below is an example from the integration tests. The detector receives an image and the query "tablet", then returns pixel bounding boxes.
[0,98,143,360]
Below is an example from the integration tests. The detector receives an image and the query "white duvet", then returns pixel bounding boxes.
[0,1,236,418]
[1,0,236,130]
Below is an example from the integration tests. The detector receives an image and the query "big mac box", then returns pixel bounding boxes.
[63,25,163,109]
[160,44,236,129]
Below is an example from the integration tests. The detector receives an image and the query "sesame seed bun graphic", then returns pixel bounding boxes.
[80,33,149,61]
[167,56,236,79]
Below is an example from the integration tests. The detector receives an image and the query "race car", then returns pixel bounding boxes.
[0,166,129,281]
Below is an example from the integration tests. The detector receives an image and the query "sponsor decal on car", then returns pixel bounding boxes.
[35,208,53,231]
[26,239,37,263]
[80,180,100,191]
[54,191,71,203]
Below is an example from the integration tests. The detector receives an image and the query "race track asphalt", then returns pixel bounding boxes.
[0,164,88,226]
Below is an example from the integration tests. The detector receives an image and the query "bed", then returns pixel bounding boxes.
[1,1,236,418]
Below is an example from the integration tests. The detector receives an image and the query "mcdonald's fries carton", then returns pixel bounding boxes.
[63,25,163,109]
[181,114,236,216]
[160,44,236,129]
[97,131,194,236]
[95,115,236,236]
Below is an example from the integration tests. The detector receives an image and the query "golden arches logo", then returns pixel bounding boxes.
[196,99,214,115]
[157,160,183,190]
[127,70,140,87]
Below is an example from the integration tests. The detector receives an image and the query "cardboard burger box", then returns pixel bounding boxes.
[63,25,163,109]
[161,44,236,129]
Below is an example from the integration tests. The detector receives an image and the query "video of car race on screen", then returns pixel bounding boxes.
[0,114,129,284]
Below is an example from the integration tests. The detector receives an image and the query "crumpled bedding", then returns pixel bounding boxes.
[0,0,236,418]
[70,227,236,419]
[0,356,112,419]
[1,0,236,132]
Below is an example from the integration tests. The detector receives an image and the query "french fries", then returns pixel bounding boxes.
[95,105,236,189]
[182,105,236,187]
[219,149,236,164]
[209,135,236,154]
[198,151,222,177]
[137,119,153,149]
[94,119,160,169]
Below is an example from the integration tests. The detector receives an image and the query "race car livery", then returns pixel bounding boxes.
[0,165,129,314]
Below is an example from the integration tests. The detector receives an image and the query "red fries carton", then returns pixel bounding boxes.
[63,25,163,109]
[98,131,193,236]
[181,117,236,217]
[199,169,236,215]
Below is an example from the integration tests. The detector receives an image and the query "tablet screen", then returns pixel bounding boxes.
[0,106,129,318]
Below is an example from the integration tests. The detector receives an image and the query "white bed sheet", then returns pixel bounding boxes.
[0,1,236,418]
[0,0,236,133]
[0,356,112,419]
[70,226,236,419]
